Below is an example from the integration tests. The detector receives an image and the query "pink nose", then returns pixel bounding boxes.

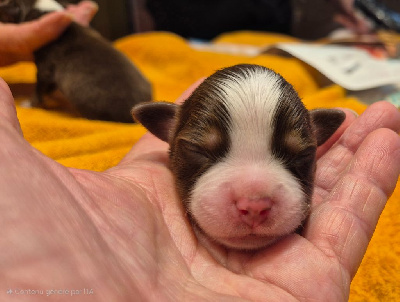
[236,197,273,228]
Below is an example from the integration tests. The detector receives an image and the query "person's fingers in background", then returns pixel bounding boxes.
[330,0,372,33]
[65,0,98,26]
[0,1,98,66]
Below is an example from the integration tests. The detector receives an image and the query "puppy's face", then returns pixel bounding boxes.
[132,64,345,250]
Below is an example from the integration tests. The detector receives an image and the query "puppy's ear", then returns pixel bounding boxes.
[310,109,346,146]
[131,102,179,143]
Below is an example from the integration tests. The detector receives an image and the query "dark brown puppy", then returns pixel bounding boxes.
[132,64,345,256]
[0,0,152,122]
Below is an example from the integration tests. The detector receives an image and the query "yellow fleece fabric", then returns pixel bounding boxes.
[0,31,398,301]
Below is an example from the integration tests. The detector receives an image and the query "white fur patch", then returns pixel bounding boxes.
[34,0,64,12]
[218,67,281,160]
[188,68,307,250]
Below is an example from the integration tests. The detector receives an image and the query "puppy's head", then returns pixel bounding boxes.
[132,64,345,250]
[0,0,64,23]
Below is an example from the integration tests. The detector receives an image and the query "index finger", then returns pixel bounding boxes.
[306,127,400,278]
[306,101,400,279]
[65,1,98,26]
[314,101,400,201]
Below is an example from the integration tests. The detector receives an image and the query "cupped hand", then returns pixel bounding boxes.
[0,0,98,67]
[0,77,399,301]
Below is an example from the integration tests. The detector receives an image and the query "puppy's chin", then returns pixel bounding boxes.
[212,234,281,251]
[193,217,301,251]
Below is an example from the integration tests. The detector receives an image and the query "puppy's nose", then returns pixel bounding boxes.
[236,197,273,228]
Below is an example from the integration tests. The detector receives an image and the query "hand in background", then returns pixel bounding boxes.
[331,0,372,33]
[0,0,98,67]
[0,77,399,301]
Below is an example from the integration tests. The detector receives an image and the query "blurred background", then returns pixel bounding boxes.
[69,0,400,41]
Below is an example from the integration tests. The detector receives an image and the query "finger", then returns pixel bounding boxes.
[329,0,370,34]
[0,12,71,63]
[314,101,400,201]
[306,127,400,277]
[118,79,205,165]
[0,78,23,135]
[17,11,73,55]
[0,50,24,67]
[65,1,98,26]
[329,0,355,14]
[334,13,372,34]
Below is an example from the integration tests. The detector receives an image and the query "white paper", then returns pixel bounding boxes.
[274,43,400,91]
[190,40,400,91]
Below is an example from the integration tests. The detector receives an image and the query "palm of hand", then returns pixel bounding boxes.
[1,80,399,301]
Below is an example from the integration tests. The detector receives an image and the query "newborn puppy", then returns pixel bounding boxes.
[132,64,345,253]
[0,0,152,123]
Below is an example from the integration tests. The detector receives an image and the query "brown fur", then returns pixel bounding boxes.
[0,0,152,122]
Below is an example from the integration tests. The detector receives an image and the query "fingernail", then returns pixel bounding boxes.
[346,108,359,117]
[84,1,99,12]
[61,12,74,23]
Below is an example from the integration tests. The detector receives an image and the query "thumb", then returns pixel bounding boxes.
[0,12,72,64]
[0,78,23,135]
[19,11,73,54]
[25,1,99,50]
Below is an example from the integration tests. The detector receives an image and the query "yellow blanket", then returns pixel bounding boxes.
[0,31,398,301]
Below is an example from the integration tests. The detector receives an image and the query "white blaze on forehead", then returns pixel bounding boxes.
[213,67,282,161]
[35,0,64,11]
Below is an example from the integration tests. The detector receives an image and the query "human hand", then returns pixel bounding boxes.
[0,77,399,301]
[0,0,98,67]
[330,0,372,34]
